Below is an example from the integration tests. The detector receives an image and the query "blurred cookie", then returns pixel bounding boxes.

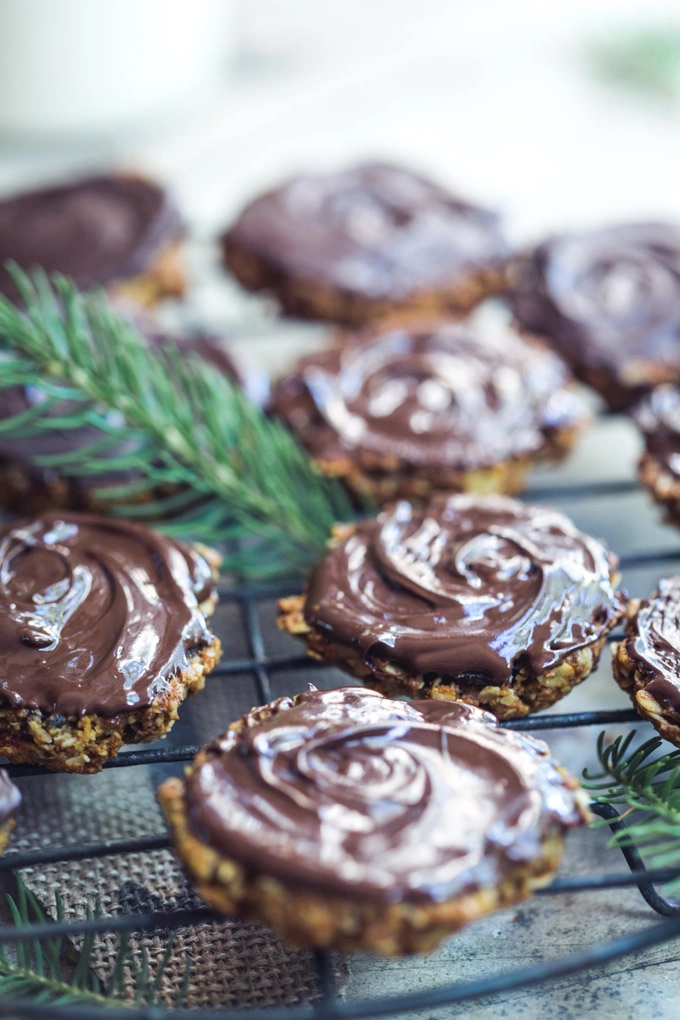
[509,223,680,410]
[0,173,184,306]
[634,385,680,524]
[222,162,508,324]
[613,579,680,745]
[0,771,21,854]
[159,686,589,954]
[273,318,588,505]
[0,328,244,514]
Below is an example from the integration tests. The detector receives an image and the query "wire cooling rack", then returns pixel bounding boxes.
[2,433,680,1017]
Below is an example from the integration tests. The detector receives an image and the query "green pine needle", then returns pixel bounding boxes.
[590,25,680,99]
[0,264,356,579]
[0,874,187,1008]
[583,731,680,888]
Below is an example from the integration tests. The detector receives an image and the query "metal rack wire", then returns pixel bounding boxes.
[2,470,680,1017]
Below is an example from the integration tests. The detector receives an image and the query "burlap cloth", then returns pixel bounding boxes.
[11,762,349,1009]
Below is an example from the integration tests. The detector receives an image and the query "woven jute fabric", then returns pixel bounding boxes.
[11,765,348,1009]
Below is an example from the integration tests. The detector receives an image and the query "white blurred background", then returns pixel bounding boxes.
[1,0,680,242]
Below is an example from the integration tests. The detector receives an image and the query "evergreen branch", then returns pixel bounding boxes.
[583,731,680,888]
[0,875,187,1008]
[589,25,680,99]
[0,265,356,579]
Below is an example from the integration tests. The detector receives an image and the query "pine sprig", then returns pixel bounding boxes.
[0,875,188,1008]
[589,25,680,99]
[583,731,680,886]
[0,264,356,579]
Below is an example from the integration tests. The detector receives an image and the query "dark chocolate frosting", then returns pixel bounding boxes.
[305,495,622,685]
[622,578,680,715]
[0,770,21,826]
[509,223,680,404]
[223,162,507,300]
[273,321,586,470]
[0,512,215,718]
[0,329,240,493]
[184,686,585,903]
[634,384,680,475]
[0,174,181,301]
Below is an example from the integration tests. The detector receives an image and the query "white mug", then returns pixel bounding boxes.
[0,0,230,137]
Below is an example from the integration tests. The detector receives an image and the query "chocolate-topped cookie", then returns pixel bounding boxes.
[0,770,21,854]
[0,328,243,514]
[0,174,184,306]
[0,512,220,772]
[273,319,588,504]
[509,223,680,410]
[278,494,625,719]
[613,579,680,745]
[634,385,680,524]
[222,162,508,324]
[158,686,589,954]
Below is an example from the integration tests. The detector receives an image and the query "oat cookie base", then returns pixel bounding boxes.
[110,238,185,308]
[307,424,583,506]
[223,239,506,326]
[638,453,680,527]
[0,638,221,774]
[0,573,221,774]
[278,522,621,720]
[158,698,575,955]
[612,601,680,746]
[0,819,15,856]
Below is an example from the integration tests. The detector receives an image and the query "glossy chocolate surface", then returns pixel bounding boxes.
[0,512,214,718]
[223,162,507,300]
[0,770,21,826]
[623,578,680,714]
[274,321,586,470]
[184,686,584,903]
[305,495,622,684]
[0,174,181,301]
[634,385,680,476]
[510,223,680,391]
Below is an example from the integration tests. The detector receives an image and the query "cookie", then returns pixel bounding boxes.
[272,318,588,505]
[613,579,680,745]
[158,686,589,955]
[278,494,625,719]
[0,328,243,514]
[0,173,184,307]
[0,512,221,773]
[634,385,680,524]
[508,223,680,411]
[0,770,21,854]
[221,162,508,325]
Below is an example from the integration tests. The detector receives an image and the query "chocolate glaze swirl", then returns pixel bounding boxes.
[223,162,507,301]
[510,224,680,404]
[185,686,585,902]
[305,495,622,684]
[0,174,181,301]
[634,385,680,476]
[622,578,680,715]
[0,771,20,826]
[273,321,586,470]
[0,512,214,718]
